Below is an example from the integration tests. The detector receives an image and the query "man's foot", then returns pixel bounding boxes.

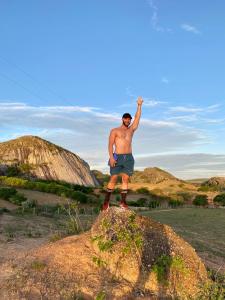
[119,201,129,209]
[102,201,110,211]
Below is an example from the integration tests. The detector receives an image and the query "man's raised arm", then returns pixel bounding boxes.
[130,96,144,131]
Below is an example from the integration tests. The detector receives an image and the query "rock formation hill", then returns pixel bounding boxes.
[202,176,225,189]
[0,207,209,299]
[130,167,180,184]
[0,135,99,186]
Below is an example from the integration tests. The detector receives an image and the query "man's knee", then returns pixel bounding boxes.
[121,173,130,182]
[110,175,118,183]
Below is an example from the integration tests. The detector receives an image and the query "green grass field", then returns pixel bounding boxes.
[140,208,225,273]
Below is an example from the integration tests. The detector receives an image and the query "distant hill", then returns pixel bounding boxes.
[0,135,99,187]
[130,167,180,184]
[202,176,225,189]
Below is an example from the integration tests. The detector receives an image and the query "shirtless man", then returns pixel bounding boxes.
[102,96,144,210]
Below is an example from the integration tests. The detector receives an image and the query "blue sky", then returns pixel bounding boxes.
[1,0,225,179]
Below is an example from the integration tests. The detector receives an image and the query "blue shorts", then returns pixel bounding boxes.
[108,153,135,176]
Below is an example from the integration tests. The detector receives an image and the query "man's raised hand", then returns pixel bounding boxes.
[137,96,144,106]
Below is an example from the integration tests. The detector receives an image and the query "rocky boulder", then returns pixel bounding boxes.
[0,207,209,299]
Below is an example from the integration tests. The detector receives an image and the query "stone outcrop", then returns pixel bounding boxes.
[0,207,209,299]
[0,135,99,186]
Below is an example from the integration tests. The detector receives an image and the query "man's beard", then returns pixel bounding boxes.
[123,121,129,127]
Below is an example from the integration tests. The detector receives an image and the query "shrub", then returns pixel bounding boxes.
[72,184,94,194]
[137,197,148,206]
[5,165,21,177]
[213,193,225,206]
[0,207,10,214]
[177,191,193,202]
[193,194,208,206]
[9,193,27,205]
[196,269,225,299]
[136,187,150,195]
[148,200,160,208]
[21,199,37,209]
[71,191,88,203]
[0,176,28,187]
[168,199,184,208]
[127,198,148,207]
[0,187,17,200]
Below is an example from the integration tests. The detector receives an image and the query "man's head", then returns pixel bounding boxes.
[122,112,132,127]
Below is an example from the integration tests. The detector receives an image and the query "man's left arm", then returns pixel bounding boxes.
[130,96,144,131]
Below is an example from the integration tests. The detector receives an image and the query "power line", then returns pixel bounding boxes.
[0,71,49,104]
[0,55,75,106]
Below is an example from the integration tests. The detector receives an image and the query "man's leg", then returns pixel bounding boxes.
[120,173,130,209]
[102,174,118,210]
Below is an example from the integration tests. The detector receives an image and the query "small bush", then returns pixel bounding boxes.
[127,198,148,207]
[21,199,37,209]
[0,207,10,214]
[168,199,184,208]
[148,200,160,208]
[136,187,150,195]
[193,194,208,206]
[9,193,27,205]
[196,269,225,299]
[0,187,17,200]
[213,193,225,206]
[138,197,148,206]
[177,191,193,202]
[5,165,21,177]
[71,191,88,203]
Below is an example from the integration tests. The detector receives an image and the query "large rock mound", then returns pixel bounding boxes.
[0,207,209,299]
[0,135,99,186]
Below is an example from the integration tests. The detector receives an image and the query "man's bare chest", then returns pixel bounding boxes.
[116,130,133,140]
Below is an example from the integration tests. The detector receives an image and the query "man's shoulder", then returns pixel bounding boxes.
[110,127,119,132]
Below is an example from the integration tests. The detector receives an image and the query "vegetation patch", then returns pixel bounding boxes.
[196,269,225,299]
[152,254,189,285]
[0,176,94,203]
[213,193,225,206]
[91,212,143,271]
[30,260,47,271]
[193,194,208,206]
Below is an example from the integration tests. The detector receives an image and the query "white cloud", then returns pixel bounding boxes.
[170,106,203,113]
[146,0,172,32]
[181,23,201,34]
[169,104,220,114]
[143,99,167,107]
[166,115,198,122]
